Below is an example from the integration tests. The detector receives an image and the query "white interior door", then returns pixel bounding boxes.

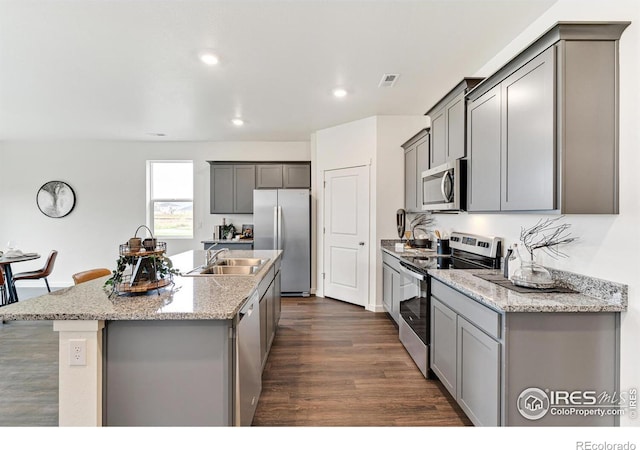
[323,165,369,307]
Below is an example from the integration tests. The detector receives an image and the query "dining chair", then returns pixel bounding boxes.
[0,267,6,305]
[12,250,58,293]
[72,268,111,285]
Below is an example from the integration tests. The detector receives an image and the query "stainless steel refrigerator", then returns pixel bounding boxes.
[253,189,310,296]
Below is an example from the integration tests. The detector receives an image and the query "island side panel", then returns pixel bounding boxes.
[504,312,620,426]
[104,320,233,426]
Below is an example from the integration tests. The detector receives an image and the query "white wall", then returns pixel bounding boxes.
[0,140,310,286]
[428,0,639,425]
[313,115,427,311]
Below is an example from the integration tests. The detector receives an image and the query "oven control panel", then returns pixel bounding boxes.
[449,232,502,258]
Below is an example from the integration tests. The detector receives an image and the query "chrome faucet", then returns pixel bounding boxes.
[206,246,229,266]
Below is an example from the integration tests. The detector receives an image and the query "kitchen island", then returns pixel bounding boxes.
[0,249,282,427]
[381,244,628,426]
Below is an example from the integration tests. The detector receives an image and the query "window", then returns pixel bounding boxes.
[148,161,193,238]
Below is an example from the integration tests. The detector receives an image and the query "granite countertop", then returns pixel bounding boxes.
[0,249,282,321]
[381,245,627,313]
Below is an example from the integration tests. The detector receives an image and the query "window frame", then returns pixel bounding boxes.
[147,160,194,240]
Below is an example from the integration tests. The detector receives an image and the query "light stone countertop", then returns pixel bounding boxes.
[0,249,282,321]
[381,246,627,313]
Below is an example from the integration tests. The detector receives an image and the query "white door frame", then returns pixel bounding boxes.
[321,164,370,307]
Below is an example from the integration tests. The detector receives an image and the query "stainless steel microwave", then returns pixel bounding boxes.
[421,159,466,211]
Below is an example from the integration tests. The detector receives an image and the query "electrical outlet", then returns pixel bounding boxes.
[69,339,86,366]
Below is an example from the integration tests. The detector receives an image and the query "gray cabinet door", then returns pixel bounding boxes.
[234,165,255,213]
[415,135,430,209]
[446,93,466,160]
[431,108,446,167]
[457,316,501,426]
[467,84,502,212]
[404,146,417,212]
[501,46,555,211]
[266,278,275,352]
[256,164,283,189]
[210,164,234,214]
[273,270,281,326]
[382,263,394,318]
[283,164,311,188]
[430,298,458,397]
[259,292,268,368]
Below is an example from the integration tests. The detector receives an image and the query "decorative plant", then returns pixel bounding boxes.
[222,223,236,239]
[104,254,181,295]
[410,213,436,239]
[519,216,578,261]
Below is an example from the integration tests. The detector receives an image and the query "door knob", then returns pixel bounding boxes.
[359,242,365,246]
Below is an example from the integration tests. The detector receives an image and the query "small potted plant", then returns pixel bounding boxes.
[512,217,577,288]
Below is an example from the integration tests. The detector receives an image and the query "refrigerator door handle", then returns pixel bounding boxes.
[273,206,278,249]
[277,206,283,250]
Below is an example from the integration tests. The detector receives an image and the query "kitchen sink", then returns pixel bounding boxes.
[200,265,261,275]
[184,257,269,277]
[216,258,267,267]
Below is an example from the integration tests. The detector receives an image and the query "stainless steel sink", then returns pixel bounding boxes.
[200,265,261,275]
[217,258,267,267]
[184,257,269,276]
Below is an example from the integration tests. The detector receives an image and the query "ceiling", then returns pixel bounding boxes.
[0,0,557,142]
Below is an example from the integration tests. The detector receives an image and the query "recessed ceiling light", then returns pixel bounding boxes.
[232,118,244,126]
[332,88,348,98]
[199,51,219,66]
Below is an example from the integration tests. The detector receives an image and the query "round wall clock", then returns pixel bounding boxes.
[36,181,76,218]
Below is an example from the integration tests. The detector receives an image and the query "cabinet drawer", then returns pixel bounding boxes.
[257,266,275,300]
[431,279,501,340]
[381,251,403,273]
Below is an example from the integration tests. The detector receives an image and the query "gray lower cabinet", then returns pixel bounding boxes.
[257,262,281,369]
[381,251,420,325]
[457,316,501,427]
[466,22,629,214]
[209,163,255,214]
[430,278,620,426]
[430,298,458,397]
[402,129,430,213]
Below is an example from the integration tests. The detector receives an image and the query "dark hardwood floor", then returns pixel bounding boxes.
[252,296,472,426]
[0,296,471,427]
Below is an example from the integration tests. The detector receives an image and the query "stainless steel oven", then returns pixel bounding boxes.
[398,262,430,378]
[421,159,466,211]
[393,232,502,379]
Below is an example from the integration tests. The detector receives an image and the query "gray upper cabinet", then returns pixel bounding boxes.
[209,163,255,214]
[467,85,501,212]
[402,128,430,213]
[256,164,284,188]
[466,21,630,214]
[210,164,235,214]
[501,47,555,211]
[283,164,311,188]
[427,78,484,167]
[256,163,311,189]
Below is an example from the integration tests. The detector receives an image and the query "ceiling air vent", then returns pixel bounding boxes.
[379,73,399,88]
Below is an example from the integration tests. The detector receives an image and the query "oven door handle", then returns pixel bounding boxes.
[399,261,428,282]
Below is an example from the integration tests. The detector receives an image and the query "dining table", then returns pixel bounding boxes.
[0,253,41,305]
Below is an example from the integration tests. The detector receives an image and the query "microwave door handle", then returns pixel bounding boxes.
[441,170,453,202]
